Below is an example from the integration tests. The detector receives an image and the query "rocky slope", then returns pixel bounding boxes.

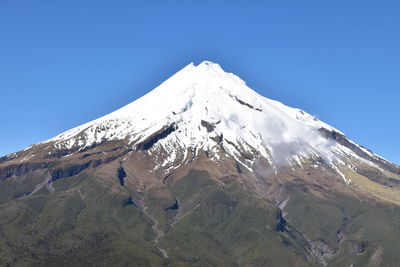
[1,61,400,266]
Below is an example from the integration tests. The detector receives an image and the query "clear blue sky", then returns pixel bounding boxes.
[0,0,399,164]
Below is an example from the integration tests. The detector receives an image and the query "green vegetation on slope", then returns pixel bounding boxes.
[285,186,400,266]
[0,169,317,266]
[2,167,400,266]
[156,171,315,266]
[0,172,165,266]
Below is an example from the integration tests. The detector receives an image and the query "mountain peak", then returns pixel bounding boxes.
[45,61,352,178]
[170,61,246,91]
[196,60,223,71]
[183,61,224,72]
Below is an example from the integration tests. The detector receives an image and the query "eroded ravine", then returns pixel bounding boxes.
[121,162,169,259]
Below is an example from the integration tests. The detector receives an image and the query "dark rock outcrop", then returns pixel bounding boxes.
[275,209,286,232]
[117,167,126,186]
[165,198,179,210]
[0,162,52,181]
[51,161,92,182]
[230,94,262,112]
[123,196,138,207]
[200,120,216,132]
[137,124,177,150]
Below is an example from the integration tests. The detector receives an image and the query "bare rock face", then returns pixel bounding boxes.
[1,61,400,266]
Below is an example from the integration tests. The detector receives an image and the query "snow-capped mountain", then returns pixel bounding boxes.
[49,61,337,156]
[36,61,393,185]
[1,61,400,266]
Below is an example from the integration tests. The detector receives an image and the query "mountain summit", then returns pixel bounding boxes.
[1,61,400,266]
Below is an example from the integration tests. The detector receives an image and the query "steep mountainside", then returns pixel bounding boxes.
[1,61,400,266]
